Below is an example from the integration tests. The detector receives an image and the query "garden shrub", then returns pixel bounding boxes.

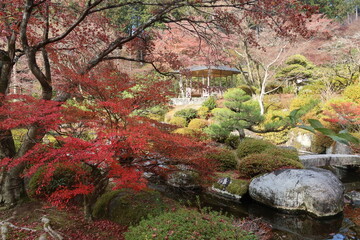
[262,147,300,161]
[343,84,360,103]
[188,118,208,129]
[147,113,163,122]
[202,96,217,110]
[173,127,195,136]
[225,135,241,149]
[257,109,290,144]
[236,138,274,159]
[238,153,304,178]
[258,130,290,145]
[206,149,237,171]
[174,108,198,123]
[169,116,187,127]
[146,105,168,122]
[204,124,229,143]
[93,189,178,225]
[197,106,210,119]
[125,208,258,240]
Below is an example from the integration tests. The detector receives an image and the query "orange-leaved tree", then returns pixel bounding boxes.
[0,0,315,209]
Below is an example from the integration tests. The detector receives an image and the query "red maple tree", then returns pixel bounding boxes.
[0,0,315,214]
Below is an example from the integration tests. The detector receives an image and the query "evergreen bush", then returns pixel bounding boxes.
[238,153,303,178]
[202,96,217,110]
[174,108,198,123]
[236,138,274,159]
[225,135,241,149]
[206,149,237,171]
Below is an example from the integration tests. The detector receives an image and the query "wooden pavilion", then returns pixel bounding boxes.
[177,65,241,98]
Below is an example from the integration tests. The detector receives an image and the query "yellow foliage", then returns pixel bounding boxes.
[343,84,360,103]
[169,117,187,127]
[188,119,208,129]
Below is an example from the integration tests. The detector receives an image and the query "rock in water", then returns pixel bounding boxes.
[249,168,344,217]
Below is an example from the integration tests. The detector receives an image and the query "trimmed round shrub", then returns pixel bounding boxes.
[188,118,208,129]
[225,135,241,149]
[172,127,202,138]
[202,96,217,110]
[238,153,304,178]
[124,208,258,240]
[262,147,300,161]
[174,108,198,123]
[197,106,210,119]
[206,149,237,171]
[236,138,274,159]
[169,116,187,127]
[92,189,178,225]
[343,84,360,103]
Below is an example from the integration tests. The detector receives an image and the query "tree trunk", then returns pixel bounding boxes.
[0,165,26,206]
[237,128,245,140]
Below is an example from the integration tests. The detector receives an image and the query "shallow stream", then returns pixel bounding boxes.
[150,166,360,240]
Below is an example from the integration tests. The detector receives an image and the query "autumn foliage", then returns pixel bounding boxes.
[0,66,215,209]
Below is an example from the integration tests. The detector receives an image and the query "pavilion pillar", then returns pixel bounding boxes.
[179,75,185,98]
[202,76,206,97]
[207,75,210,96]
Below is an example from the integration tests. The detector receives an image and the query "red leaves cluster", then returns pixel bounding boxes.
[323,102,360,129]
[1,65,214,208]
[0,94,62,131]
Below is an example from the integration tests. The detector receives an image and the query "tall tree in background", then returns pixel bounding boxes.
[301,0,360,21]
[0,0,314,208]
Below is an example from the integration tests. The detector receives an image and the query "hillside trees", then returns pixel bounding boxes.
[0,0,314,209]
[301,0,360,21]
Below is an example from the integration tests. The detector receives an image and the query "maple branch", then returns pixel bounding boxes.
[102,56,175,76]
[84,4,181,73]
[34,0,104,50]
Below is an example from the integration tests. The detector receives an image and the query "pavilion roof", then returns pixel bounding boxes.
[181,65,241,77]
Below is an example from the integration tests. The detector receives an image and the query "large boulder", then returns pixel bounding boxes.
[249,168,344,217]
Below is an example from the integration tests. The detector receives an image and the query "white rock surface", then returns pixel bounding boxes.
[249,168,344,217]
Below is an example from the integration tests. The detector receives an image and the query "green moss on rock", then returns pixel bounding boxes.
[92,189,178,225]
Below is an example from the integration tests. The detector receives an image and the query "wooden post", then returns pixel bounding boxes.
[202,76,205,97]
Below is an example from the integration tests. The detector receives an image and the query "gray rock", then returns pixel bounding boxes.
[327,142,354,155]
[249,168,344,217]
[286,129,314,151]
[345,191,360,207]
[166,171,200,189]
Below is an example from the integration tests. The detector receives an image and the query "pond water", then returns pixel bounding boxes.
[150,166,360,240]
